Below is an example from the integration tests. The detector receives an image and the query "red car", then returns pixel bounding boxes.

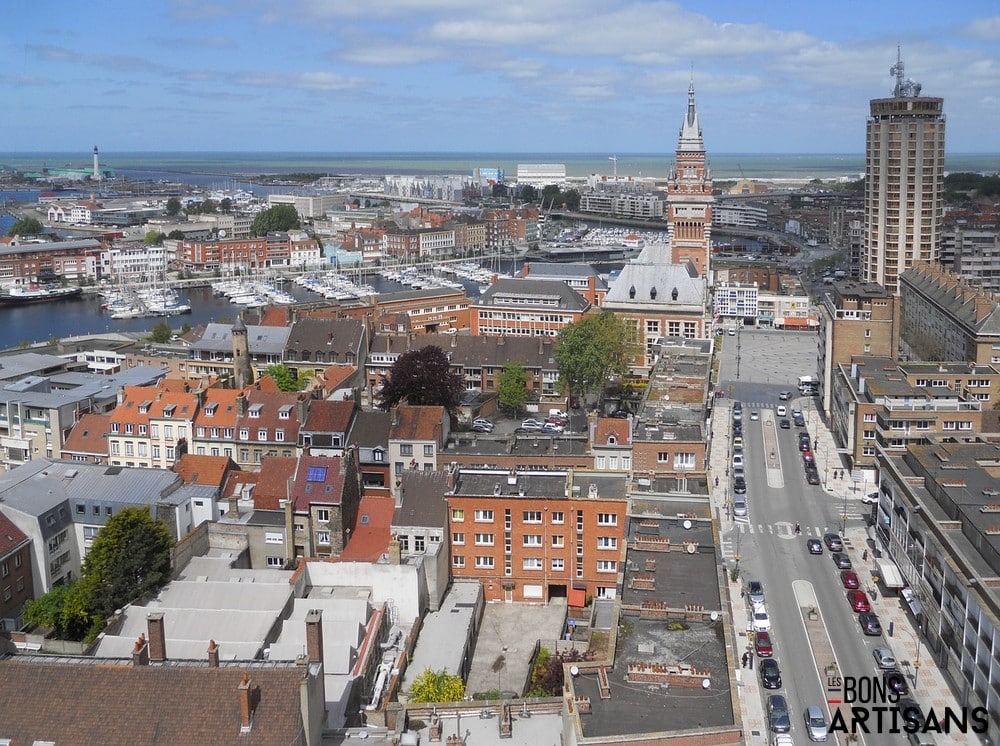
[802,450,815,463]
[847,589,871,613]
[755,630,774,658]
[841,570,860,589]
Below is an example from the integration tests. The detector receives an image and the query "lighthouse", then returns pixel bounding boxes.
[92,146,100,181]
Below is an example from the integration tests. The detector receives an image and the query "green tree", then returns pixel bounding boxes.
[375,345,463,414]
[83,506,174,622]
[165,197,182,216]
[554,312,635,402]
[167,229,185,241]
[497,363,529,416]
[265,364,301,392]
[143,230,164,245]
[562,188,581,211]
[519,185,538,203]
[408,667,466,703]
[23,583,71,631]
[251,204,300,236]
[6,217,43,236]
[219,197,233,213]
[150,321,173,343]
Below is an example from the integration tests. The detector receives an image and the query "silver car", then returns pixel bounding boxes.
[804,705,829,741]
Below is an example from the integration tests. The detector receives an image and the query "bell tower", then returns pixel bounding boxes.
[666,81,714,276]
[232,314,253,389]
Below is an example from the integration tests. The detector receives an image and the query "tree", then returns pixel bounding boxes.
[143,230,164,245]
[7,217,43,236]
[554,312,636,402]
[150,321,173,343]
[562,188,581,211]
[408,667,466,703]
[497,363,529,416]
[165,197,182,216]
[219,197,232,213]
[167,229,185,241]
[83,506,173,622]
[264,364,301,392]
[251,204,300,236]
[519,185,538,203]
[375,345,463,413]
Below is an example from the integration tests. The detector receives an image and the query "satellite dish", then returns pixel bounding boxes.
[683,519,692,530]
[710,611,719,621]
[570,665,580,677]
[218,229,227,238]
[702,678,711,689]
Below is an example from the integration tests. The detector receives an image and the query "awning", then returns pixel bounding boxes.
[782,317,811,327]
[875,557,906,589]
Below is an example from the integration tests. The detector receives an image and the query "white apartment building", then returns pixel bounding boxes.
[99,244,169,282]
[516,164,566,187]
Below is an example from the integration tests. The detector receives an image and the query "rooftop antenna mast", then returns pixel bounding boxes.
[890,44,921,98]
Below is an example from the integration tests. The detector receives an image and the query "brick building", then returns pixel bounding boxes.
[0,512,33,632]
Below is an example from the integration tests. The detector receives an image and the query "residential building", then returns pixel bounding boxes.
[516,164,566,187]
[283,317,366,376]
[60,412,111,465]
[590,418,633,473]
[899,262,1000,364]
[446,466,628,603]
[0,238,102,285]
[388,405,449,496]
[471,278,591,337]
[517,261,609,306]
[108,383,199,469]
[348,409,391,492]
[189,387,241,462]
[940,228,1000,295]
[268,193,343,219]
[579,191,665,220]
[602,249,707,373]
[187,321,290,382]
[336,286,472,336]
[713,200,767,229]
[230,384,309,469]
[392,469,451,610]
[0,512,33,631]
[666,82,714,276]
[178,232,319,272]
[98,242,170,283]
[286,453,360,559]
[299,399,356,457]
[816,281,899,414]
[863,51,945,294]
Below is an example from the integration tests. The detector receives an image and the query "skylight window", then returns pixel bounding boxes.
[306,465,328,482]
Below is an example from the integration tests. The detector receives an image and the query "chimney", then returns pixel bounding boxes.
[297,394,308,424]
[239,673,253,732]
[236,392,247,417]
[498,334,506,347]
[208,639,219,668]
[132,634,149,666]
[388,535,401,565]
[147,612,167,662]
[228,495,240,519]
[305,609,324,665]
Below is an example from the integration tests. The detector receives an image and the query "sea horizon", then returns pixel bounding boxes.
[3,151,1000,183]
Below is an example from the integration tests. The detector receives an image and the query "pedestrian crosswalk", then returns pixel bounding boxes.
[719,518,868,558]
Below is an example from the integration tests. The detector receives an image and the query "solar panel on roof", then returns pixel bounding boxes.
[306,465,328,482]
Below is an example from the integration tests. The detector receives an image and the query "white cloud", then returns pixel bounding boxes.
[964,16,1000,41]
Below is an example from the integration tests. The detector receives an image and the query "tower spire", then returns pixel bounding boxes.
[677,79,704,153]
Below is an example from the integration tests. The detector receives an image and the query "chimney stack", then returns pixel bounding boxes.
[147,612,167,662]
[388,535,401,565]
[132,634,149,666]
[239,673,253,732]
[305,609,324,665]
[208,639,219,668]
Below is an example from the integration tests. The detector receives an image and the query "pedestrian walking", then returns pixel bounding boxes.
[741,652,748,668]
[862,549,868,561]
[795,522,801,534]
[740,586,746,600]
[748,652,754,670]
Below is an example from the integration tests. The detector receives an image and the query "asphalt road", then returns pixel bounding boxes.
[719,329,901,746]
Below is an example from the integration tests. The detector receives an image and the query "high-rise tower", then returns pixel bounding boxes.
[667,81,714,277]
[92,146,101,182]
[862,49,945,295]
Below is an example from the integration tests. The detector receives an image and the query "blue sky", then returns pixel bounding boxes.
[3,1,998,153]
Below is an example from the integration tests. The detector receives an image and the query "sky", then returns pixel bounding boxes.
[3,1,999,154]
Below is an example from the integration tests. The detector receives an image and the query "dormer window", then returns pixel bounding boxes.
[163,404,176,418]
[607,435,617,446]
[671,287,678,301]
[650,286,657,300]
[205,404,218,417]
[249,403,264,419]
[278,405,293,420]
[138,400,152,415]
[628,285,636,299]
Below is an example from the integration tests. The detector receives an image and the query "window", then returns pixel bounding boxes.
[551,510,564,524]
[266,556,283,567]
[275,429,285,442]
[523,557,543,571]
[551,558,564,571]
[239,428,249,440]
[152,445,161,459]
[197,426,206,438]
[400,444,413,456]
[523,535,542,547]
[863,430,876,440]
[474,509,494,522]
[110,442,120,456]
[551,535,564,547]
[0,562,6,578]
[523,510,542,523]
[166,447,175,460]
[316,509,330,522]
[76,504,85,515]
[138,424,147,436]
[862,446,876,456]
[865,329,872,338]
[863,412,876,422]
[452,509,465,522]
[453,555,465,568]
[423,444,433,457]
[674,452,696,470]
[257,428,267,440]
[597,536,618,550]
[14,554,21,568]
[474,533,495,546]
[164,425,173,439]
[125,423,134,434]
[414,536,425,553]
[452,532,465,545]
[83,526,99,541]
[124,442,134,456]
[316,531,331,545]
[596,456,606,469]
[597,513,618,526]
[597,560,617,573]
[475,556,495,569]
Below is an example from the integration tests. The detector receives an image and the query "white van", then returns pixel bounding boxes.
[548,409,569,420]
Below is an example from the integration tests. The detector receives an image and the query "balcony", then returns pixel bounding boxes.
[878,398,980,413]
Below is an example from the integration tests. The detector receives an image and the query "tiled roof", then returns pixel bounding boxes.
[62,413,111,455]
[235,389,307,444]
[253,456,297,511]
[302,399,355,434]
[594,417,632,446]
[290,455,345,511]
[110,386,198,427]
[173,454,232,487]
[0,512,29,557]
[0,658,307,745]
[348,410,391,451]
[285,317,365,359]
[477,277,591,312]
[369,332,558,370]
[321,364,357,395]
[193,388,242,429]
[389,404,445,442]
[222,469,259,502]
[339,495,395,562]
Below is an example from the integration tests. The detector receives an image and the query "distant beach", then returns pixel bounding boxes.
[3,152,999,187]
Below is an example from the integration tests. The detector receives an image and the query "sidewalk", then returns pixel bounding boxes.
[803,400,981,745]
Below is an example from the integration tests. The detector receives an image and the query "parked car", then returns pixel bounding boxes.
[847,589,871,612]
[540,423,564,434]
[728,328,736,336]
[799,437,811,452]
[884,667,909,695]
[732,410,743,423]
[859,611,882,636]
[760,658,782,689]
[545,416,567,426]
[805,469,821,485]
[793,414,806,427]
[778,391,793,401]
[733,477,747,494]
[732,436,744,450]
[832,552,853,570]
[751,605,771,632]
[824,533,844,551]
[521,418,544,428]
[841,570,860,589]
[747,580,765,606]
[472,423,493,433]
[767,694,790,733]
[873,647,897,669]
[732,423,743,437]
[807,538,823,554]
[473,418,494,429]
[802,450,815,463]
[733,496,748,517]
[776,405,787,416]
[733,453,745,468]
[779,418,791,429]
[771,735,793,746]
[898,698,924,726]
[755,630,774,657]
[548,409,569,420]
[804,705,829,741]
